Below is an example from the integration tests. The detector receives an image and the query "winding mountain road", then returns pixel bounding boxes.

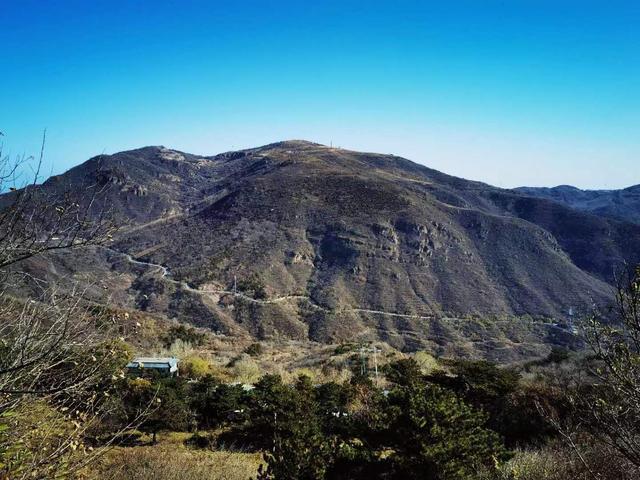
[104,246,577,336]
[103,246,438,319]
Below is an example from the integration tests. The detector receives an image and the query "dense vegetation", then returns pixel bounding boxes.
[83,357,533,479]
[82,328,638,480]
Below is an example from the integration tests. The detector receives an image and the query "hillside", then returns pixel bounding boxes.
[12,141,640,361]
[515,184,640,225]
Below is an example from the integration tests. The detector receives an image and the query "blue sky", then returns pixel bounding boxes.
[1,0,638,188]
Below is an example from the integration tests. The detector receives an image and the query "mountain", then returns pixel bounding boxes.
[514,184,640,225]
[11,141,640,361]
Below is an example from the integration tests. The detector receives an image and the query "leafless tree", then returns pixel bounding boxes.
[0,133,148,479]
[543,265,640,479]
[577,266,640,467]
[0,131,116,270]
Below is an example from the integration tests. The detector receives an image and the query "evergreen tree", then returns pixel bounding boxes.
[251,375,331,480]
[386,381,507,479]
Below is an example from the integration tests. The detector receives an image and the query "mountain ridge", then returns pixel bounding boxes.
[9,140,640,360]
[514,183,640,225]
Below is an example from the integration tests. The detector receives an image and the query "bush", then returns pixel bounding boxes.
[413,351,439,375]
[164,324,205,349]
[244,343,264,357]
[229,355,261,384]
[180,356,212,379]
[236,275,267,300]
[333,343,357,355]
[0,401,81,479]
[185,431,216,449]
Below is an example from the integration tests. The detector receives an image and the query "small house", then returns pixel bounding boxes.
[126,357,179,377]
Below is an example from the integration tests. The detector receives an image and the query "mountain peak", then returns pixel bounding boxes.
[256,140,327,150]
[553,185,582,192]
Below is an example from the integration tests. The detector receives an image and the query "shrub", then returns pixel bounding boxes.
[333,343,357,355]
[0,401,81,479]
[244,343,264,357]
[478,440,638,480]
[163,324,205,349]
[413,351,439,375]
[165,338,194,358]
[180,356,212,379]
[185,431,216,449]
[236,275,267,300]
[229,355,261,384]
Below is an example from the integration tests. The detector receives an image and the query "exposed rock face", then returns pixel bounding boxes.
[9,140,640,361]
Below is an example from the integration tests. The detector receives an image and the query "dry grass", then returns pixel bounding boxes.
[88,432,262,480]
[478,441,640,480]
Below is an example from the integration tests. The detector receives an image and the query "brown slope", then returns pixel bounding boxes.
[8,140,638,359]
[114,142,614,320]
[483,190,640,284]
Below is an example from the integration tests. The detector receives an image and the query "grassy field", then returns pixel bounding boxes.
[87,432,263,480]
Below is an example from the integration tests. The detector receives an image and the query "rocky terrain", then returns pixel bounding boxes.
[12,140,640,361]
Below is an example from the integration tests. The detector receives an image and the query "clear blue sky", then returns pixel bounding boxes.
[1,0,638,188]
